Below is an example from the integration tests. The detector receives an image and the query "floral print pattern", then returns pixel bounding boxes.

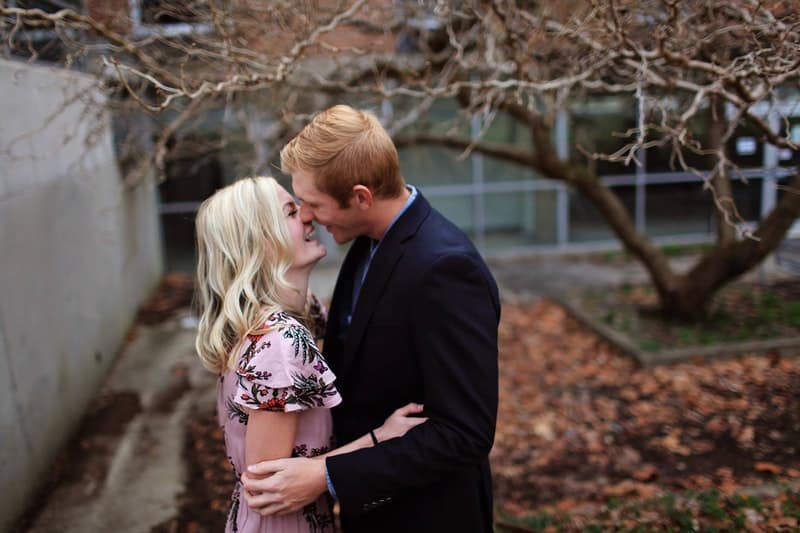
[283,324,322,365]
[217,306,341,533]
[232,310,340,414]
[303,501,335,533]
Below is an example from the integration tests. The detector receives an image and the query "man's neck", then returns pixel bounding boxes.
[366,187,412,241]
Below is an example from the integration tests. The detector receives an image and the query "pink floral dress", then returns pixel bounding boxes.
[217,307,342,533]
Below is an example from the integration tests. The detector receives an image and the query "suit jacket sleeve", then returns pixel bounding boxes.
[325,252,500,515]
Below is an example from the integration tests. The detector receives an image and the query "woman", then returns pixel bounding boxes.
[195,177,424,532]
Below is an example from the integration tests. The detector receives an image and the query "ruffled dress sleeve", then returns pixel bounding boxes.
[233,312,342,413]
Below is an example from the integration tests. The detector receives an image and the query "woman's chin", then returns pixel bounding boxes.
[308,245,327,267]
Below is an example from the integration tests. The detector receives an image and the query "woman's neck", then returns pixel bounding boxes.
[282,267,311,311]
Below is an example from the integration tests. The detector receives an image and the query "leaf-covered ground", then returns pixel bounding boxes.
[170,298,800,531]
[493,300,800,531]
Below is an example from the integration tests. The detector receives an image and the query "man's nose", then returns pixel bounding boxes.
[299,203,314,223]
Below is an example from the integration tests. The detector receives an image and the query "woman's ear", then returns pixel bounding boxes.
[351,185,373,211]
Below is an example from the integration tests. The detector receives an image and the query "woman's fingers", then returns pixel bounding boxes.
[394,402,424,416]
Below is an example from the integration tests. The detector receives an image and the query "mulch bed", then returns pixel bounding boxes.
[167,299,800,531]
[138,273,195,325]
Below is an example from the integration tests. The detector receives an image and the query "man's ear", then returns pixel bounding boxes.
[350,185,373,211]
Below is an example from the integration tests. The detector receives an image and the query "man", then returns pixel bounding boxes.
[242,105,500,532]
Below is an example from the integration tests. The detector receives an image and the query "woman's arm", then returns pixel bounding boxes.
[245,409,299,467]
[245,402,424,467]
[323,403,427,459]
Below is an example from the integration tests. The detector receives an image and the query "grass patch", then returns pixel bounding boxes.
[495,509,567,531]
[495,486,800,532]
[576,280,800,352]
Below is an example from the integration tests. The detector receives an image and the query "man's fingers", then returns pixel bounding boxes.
[243,489,297,517]
[247,458,287,476]
[241,471,279,493]
[243,487,281,508]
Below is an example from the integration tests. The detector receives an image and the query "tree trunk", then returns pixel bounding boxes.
[537,113,800,321]
[393,123,800,322]
[659,171,800,320]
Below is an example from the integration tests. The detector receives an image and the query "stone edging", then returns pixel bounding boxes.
[554,295,800,367]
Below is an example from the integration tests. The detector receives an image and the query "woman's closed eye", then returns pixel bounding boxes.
[284,201,299,218]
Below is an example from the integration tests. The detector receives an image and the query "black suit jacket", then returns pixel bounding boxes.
[324,193,500,533]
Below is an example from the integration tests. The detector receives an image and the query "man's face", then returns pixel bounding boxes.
[291,167,368,244]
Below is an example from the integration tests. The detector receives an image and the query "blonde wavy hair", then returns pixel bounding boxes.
[194,176,298,374]
[280,104,404,207]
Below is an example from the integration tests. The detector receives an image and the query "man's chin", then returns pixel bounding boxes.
[332,234,354,245]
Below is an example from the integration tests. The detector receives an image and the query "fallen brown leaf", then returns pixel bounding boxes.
[754,462,782,475]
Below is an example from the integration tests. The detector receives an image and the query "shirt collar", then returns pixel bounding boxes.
[374,185,417,249]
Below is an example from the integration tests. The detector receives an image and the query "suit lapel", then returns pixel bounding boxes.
[324,236,370,372]
[337,194,431,379]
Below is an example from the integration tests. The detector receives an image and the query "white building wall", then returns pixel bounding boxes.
[0,59,163,530]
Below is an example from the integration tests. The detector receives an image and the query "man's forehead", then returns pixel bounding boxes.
[290,171,315,194]
[292,174,334,203]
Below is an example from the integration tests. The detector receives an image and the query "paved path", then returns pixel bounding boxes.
[490,247,796,300]
[25,314,215,533]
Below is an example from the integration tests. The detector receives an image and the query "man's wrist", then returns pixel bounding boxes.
[323,458,338,499]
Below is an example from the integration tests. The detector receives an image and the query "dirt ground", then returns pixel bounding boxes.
[152,412,229,533]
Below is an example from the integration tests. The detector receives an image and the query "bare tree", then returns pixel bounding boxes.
[2,0,799,319]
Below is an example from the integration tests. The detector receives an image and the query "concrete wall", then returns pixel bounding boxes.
[0,59,163,530]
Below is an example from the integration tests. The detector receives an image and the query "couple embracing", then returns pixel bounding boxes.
[195,105,500,533]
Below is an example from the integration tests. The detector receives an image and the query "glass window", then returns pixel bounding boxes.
[730,179,764,222]
[727,117,765,169]
[481,111,532,150]
[424,193,474,234]
[141,0,216,24]
[10,0,80,10]
[571,95,637,176]
[482,156,538,184]
[399,146,472,187]
[644,111,712,174]
[161,212,198,272]
[644,182,714,237]
[482,189,559,250]
[568,185,635,243]
[778,116,800,168]
[6,0,83,61]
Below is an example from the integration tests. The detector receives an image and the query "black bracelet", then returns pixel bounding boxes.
[369,430,379,446]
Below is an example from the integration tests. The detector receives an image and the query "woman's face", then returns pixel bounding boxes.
[277,185,327,269]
